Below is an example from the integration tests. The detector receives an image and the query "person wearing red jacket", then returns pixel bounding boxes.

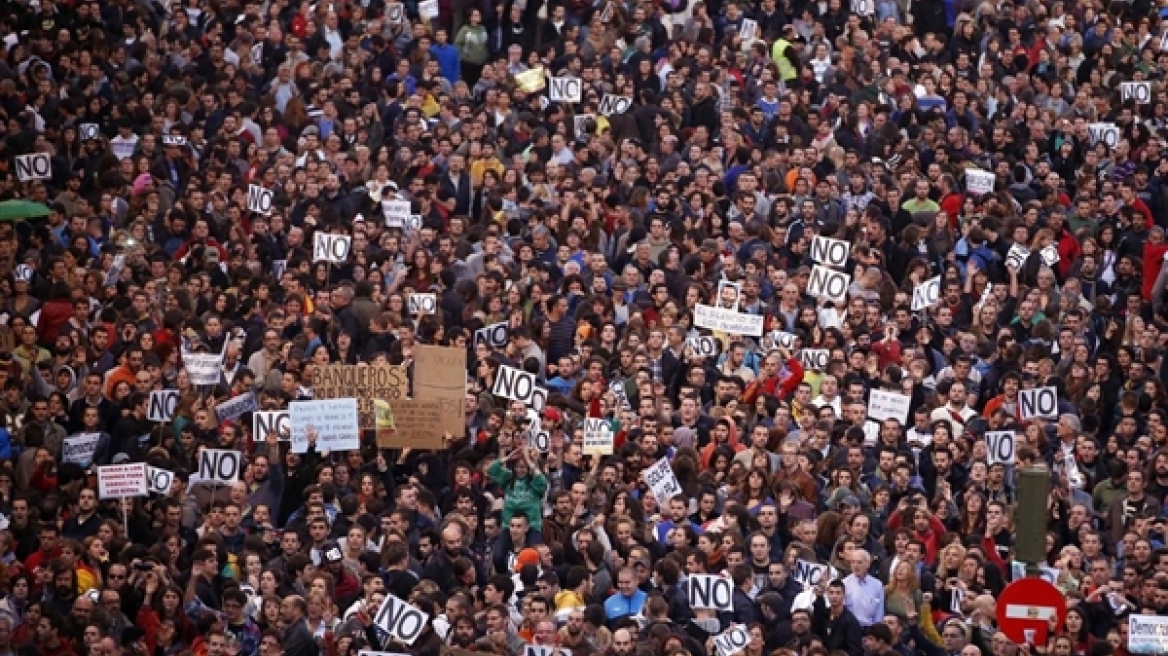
[35,284,73,348]
[886,503,948,566]
[743,348,804,405]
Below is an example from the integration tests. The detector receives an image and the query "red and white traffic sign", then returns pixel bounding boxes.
[995,577,1066,645]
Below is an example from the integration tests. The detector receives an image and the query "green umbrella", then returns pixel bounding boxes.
[0,199,51,221]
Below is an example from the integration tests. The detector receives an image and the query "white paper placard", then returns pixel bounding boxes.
[693,304,765,336]
[63,433,101,467]
[809,235,851,268]
[867,390,911,424]
[290,398,361,453]
[807,265,850,304]
[97,463,148,499]
[643,457,682,506]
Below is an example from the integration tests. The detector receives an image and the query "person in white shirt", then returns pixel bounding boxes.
[842,549,883,627]
[929,380,977,435]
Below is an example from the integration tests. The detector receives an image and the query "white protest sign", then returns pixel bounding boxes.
[598,94,632,116]
[1006,243,1030,271]
[419,0,439,18]
[147,466,174,494]
[809,235,850,268]
[197,448,242,484]
[713,627,751,656]
[1128,614,1168,654]
[966,168,995,195]
[688,574,734,611]
[693,304,765,336]
[687,336,718,358]
[643,457,682,506]
[290,398,361,453]
[385,3,405,22]
[63,433,101,467]
[582,417,613,456]
[313,233,351,263]
[1040,244,1060,267]
[382,199,411,227]
[798,349,830,371]
[1121,82,1152,105]
[13,264,32,284]
[374,593,430,646]
[1019,387,1059,420]
[573,114,595,135]
[408,293,437,315]
[792,559,830,588]
[867,390,911,424]
[80,123,100,140]
[161,135,188,147]
[15,153,52,181]
[764,330,796,351]
[405,214,423,233]
[985,431,1016,465]
[97,463,148,499]
[184,353,223,386]
[525,647,572,656]
[475,322,509,348]
[911,275,942,311]
[739,18,758,41]
[548,77,583,103]
[254,410,290,441]
[247,184,274,215]
[1088,123,1119,148]
[250,43,263,65]
[103,255,125,287]
[807,265,850,304]
[148,390,179,422]
[851,0,873,14]
[492,365,547,411]
[216,392,257,424]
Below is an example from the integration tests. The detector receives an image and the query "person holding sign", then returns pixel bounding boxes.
[487,446,549,535]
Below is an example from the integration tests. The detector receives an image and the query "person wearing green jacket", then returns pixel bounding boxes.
[487,446,548,533]
[453,9,489,87]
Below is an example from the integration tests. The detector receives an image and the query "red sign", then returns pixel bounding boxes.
[995,577,1066,645]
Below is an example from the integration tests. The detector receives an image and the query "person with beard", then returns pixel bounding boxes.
[421,521,481,592]
[45,564,77,621]
[558,609,597,656]
[652,559,693,624]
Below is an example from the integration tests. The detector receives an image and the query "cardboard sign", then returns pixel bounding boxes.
[986,430,1016,464]
[290,398,361,453]
[514,67,546,94]
[687,336,718,358]
[408,293,437,315]
[807,265,850,304]
[374,593,430,646]
[254,411,290,441]
[493,365,547,411]
[643,457,682,506]
[693,304,765,336]
[1020,387,1059,420]
[809,235,850,268]
[378,346,467,450]
[63,433,101,467]
[911,275,941,311]
[475,322,509,348]
[313,233,351,263]
[581,418,613,456]
[15,153,52,181]
[598,94,632,116]
[197,448,242,484]
[313,365,408,429]
[216,392,257,424]
[548,77,582,103]
[688,574,734,611]
[247,184,274,215]
[184,353,223,386]
[867,390,911,424]
[97,463,148,499]
[148,390,179,422]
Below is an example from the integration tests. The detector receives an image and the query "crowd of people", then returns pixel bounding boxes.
[1,0,1168,655]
